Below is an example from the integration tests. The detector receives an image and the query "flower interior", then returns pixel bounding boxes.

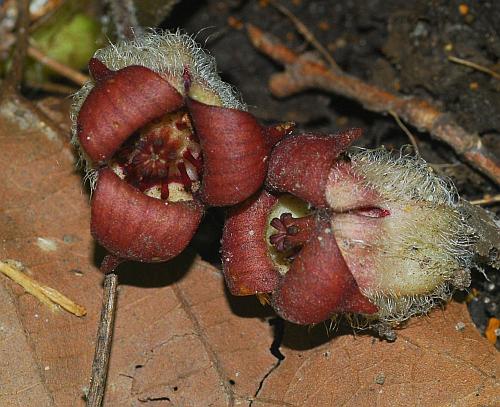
[266,194,313,274]
[109,110,202,202]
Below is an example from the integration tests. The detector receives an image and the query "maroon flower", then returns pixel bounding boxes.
[72,33,290,267]
[222,129,475,326]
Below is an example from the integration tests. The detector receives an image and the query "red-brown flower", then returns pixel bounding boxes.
[222,129,475,326]
[72,32,290,268]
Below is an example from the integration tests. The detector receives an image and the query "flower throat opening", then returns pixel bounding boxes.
[109,109,202,202]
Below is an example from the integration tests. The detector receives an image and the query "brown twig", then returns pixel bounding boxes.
[269,0,340,72]
[86,267,119,407]
[470,194,500,206]
[448,56,500,80]
[1,0,30,95]
[247,24,500,186]
[388,110,420,156]
[25,80,78,94]
[27,44,90,86]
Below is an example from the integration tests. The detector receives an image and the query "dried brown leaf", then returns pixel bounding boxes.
[253,302,499,407]
[0,284,54,406]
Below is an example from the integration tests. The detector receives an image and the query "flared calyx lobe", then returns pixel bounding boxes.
[222,191,281,295]
[71,31,289,264]
[222,129,492,327]
[92,169,203,262]
[266,129,363,207]
[271,213,378,324]
[186,99,274,206]
[77,60,184,164]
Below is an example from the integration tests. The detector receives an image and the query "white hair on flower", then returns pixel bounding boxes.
[70,30,246,186]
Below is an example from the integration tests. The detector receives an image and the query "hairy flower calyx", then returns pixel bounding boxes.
[221,129,485,329]
[72,31,289,266]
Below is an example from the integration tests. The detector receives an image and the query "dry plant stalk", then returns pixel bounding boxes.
[86,271,118,407]
[246,24,500,187]
[0,260,86,316]
[28,43,90,86]
[269,0,340,72]
[470,194,500,206]
[448,55,500,80]
[388,110,420,155]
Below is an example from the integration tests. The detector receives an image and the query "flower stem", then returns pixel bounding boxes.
[86,255,121,407]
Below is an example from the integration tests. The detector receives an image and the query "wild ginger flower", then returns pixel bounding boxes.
[71,32,289,266]
[222,129,483,328]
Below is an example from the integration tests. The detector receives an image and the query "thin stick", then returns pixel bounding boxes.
[247,24,500,186]
[86,271,118,407]
[269,0,340,72]
[388,110,420,156]
[25,80,78,94]
[27,44,89,86]
[448,56,500,80]
[469,194,500,206]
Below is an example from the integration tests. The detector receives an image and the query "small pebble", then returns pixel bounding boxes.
[374,373,385,385]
